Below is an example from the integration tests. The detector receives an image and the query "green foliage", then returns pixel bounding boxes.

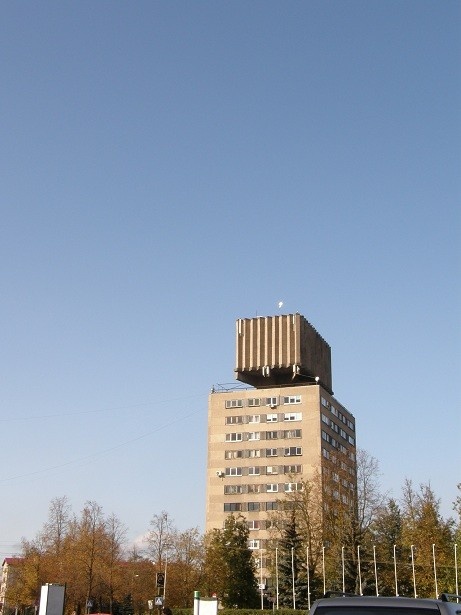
[202,514,259,608]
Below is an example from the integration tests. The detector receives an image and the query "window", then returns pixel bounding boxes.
[248,432,260,441]
[284,429,301,438]
[225,432,242,442]
[284,447,302,456]
[224,503,242,511]
[348,435,355,445]
[248,539,260,549]
[248,484,261,493]
[266,483,278,492]
[248,398,260,407]
[284,482,302,492]
[248,415,260,423]
[225,467,242,476]
[266,413,278,422]
[247,449,260,458]
[266,397,278,407]
[321,397,330,408]
[322,447,330,459]
[266,431,279,440]
[266,448,278,457]
[247,502,260,511]
[266,465,278,475]
[247,520,260,530]
[225,416,243,424]
[340,428,347,439]
[284,412,301,421]
[266,501,278,511]
[225,450,243,459]
[283,395,301,404]
[284,465,301,474]
[248,466,260,475]
[224,485,243,494]
[225,399,243,409]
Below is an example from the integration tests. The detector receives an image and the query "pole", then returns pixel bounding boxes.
[393,545,398,596]
[341,546,345,594]
[260,548,264,610]
[373,545,378,596]
[411,545,416,598]
[357,545,362,595]
[306,547,311,611]
[163,553,168,603]
[432,544,438,598]
[275,547,279,611]
[455,544,458,598]
[322,546,326,596]
[291,547,296,609]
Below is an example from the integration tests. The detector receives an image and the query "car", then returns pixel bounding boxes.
[309,592,461,615]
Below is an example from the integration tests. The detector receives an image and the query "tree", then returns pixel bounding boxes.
[145,511,174,568]
[277,509,309,608]
[166,527,204,608]
[202,514,259,608]
[401,480,455,597]
[371,498,404,596]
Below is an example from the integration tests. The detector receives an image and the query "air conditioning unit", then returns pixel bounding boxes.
[270,404,277,409]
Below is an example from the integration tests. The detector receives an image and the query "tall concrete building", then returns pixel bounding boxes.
[205,313,357,582]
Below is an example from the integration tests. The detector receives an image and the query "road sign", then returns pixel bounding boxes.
[154,597,163,606]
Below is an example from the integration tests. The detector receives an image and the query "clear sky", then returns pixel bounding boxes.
[1,1,460,559]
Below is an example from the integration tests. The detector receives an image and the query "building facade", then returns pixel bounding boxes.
[205,313,357,581]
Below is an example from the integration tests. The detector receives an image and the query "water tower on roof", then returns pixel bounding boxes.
[235,312,333,394]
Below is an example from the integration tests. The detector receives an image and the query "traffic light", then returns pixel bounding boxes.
[156,572,165,587]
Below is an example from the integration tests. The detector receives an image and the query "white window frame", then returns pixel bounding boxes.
[225,432,243,442]
[225,399,243,409]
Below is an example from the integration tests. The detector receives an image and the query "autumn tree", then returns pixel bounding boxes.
[401,480,455,597]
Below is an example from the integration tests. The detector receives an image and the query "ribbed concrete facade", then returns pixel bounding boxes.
[205,314,356,585]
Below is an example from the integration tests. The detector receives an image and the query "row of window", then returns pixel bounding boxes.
[321,448,356,475]
[225,429,301,442]
[225,396,301,409]
[224,446,302,459]
[321,397,354,431]
[225,412,301,425]
[226,480,301,495]
[322,429,355,451]
[321,413,355,444]
[224,467,302,491]
[224,487,302,513]
[225,460,301,477]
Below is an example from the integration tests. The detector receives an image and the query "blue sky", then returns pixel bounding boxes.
[1,1,460,558]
